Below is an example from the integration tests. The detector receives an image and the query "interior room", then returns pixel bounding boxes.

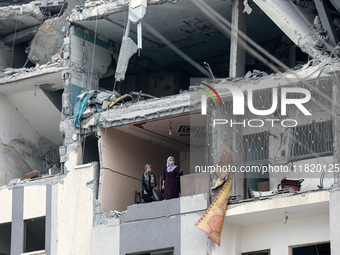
[99,112,208,212]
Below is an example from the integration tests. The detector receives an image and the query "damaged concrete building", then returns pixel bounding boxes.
[1,0,340,254]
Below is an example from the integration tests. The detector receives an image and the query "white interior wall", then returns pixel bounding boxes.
[6,88,62,145]
[0,94,51,185]
[213,214,330,255]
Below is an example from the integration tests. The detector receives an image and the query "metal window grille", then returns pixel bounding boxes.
[204,76,336,168]
[244,132,269,163]
[291,120,333,159]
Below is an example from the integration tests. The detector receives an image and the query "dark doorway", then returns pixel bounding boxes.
[82,134,100,164]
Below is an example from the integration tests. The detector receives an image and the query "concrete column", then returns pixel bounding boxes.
[46,184,58,255]
[229,0,247,78]
[10,187,24,255]
[332,78,340,187]
[329,189,340,255]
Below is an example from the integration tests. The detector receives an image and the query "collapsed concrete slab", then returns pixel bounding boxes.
[28,16,69,65]
[0,4,44,38]
[115,37,137,81]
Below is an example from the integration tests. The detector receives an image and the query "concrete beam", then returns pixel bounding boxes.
[314,0,339,47]
[3,25,39,46]
[252,0,322,58]
[229,0,246,78]
[330,0,340,12]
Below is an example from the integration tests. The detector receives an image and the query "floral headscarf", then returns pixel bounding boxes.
[144,163,155,189]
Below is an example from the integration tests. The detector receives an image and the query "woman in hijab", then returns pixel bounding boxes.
[162,156,183,200]
[142,164,156,203]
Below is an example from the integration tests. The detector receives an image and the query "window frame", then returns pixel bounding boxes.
[242,249,271,255]
[289,241,330,255]
[290,120,333,161]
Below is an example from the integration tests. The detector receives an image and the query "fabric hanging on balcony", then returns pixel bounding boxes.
[195,175,234,247]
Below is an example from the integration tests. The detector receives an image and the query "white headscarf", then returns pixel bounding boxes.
[166,156,177,172]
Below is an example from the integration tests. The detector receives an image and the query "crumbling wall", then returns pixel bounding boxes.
[60,26,112,121]
[69,26,112,90]
[59,25,113,176]
[0,94,53,185]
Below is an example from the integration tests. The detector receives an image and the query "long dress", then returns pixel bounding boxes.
[163,166,182,200]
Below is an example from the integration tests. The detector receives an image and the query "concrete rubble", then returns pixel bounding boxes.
[28,16,69,64]
[0,3,44,20]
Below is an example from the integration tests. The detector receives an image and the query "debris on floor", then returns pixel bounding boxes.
[73,89,156,127]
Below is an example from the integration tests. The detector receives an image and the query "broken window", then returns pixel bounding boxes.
[291,120,333,159]
[242,249,270,255]
[0,222,11,255]
[290,242,330,255]
[24,217,45,253]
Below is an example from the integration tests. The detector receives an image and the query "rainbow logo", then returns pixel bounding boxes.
[199,83,222,115]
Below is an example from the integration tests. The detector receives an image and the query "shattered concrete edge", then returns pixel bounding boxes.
[68,0,178,21]
[68,0,127,21]
[0,4,44,20]
[0,66,68,85]
[0,174,65,191]
[30,0,66,8]
[226,188,330,210]
[97,92,196,128]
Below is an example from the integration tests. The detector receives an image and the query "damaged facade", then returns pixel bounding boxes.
[1,0,340,254]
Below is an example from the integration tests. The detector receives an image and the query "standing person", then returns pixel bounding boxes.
[142,164,156,203]
[162,156,183,200]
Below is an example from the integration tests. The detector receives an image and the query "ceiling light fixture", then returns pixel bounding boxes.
[169,121,173,135]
